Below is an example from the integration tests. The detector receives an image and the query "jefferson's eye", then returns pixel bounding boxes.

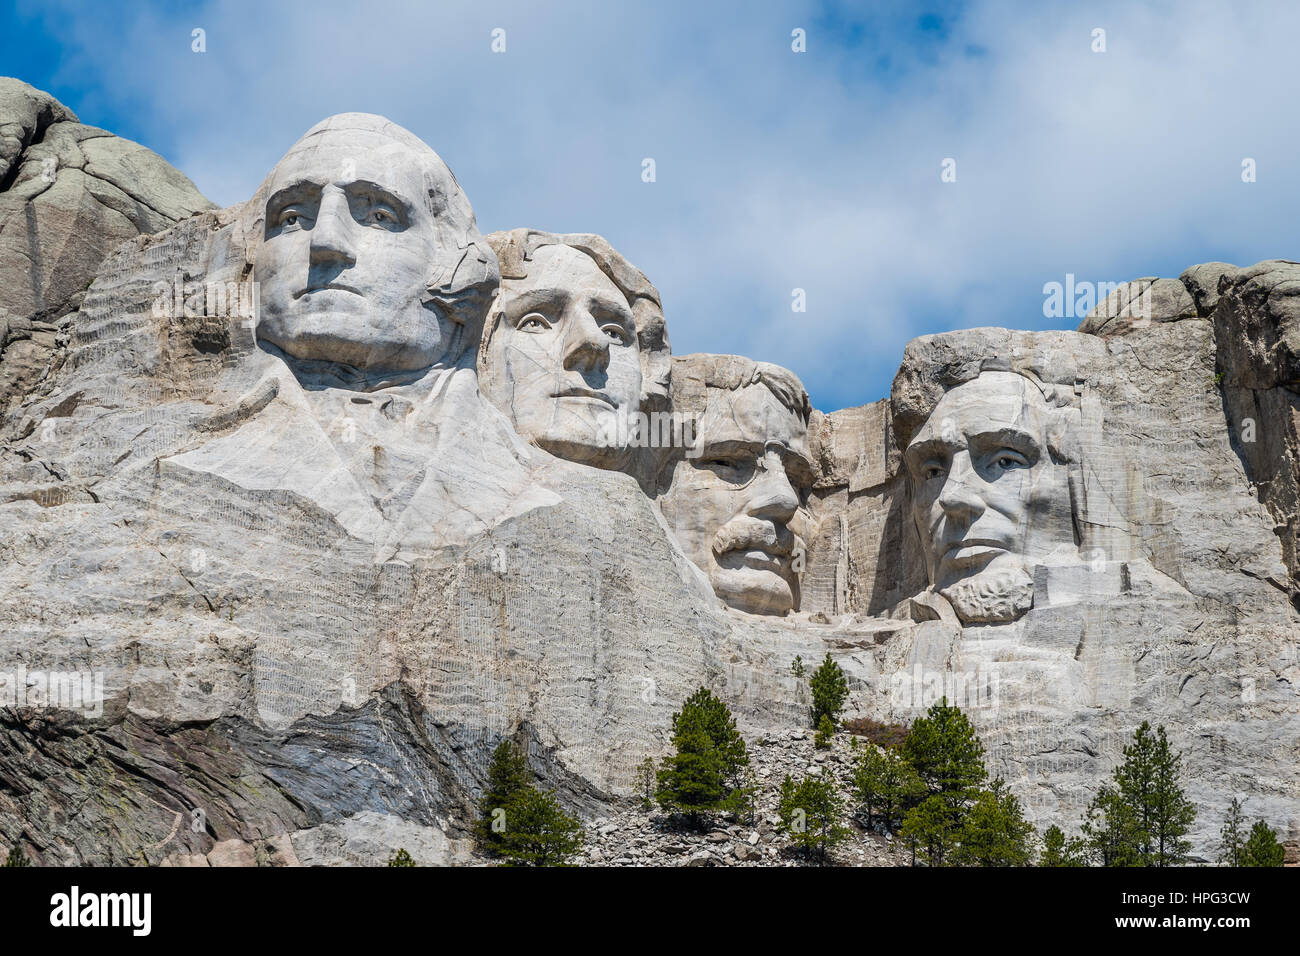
[517,313,551,332]
[602,324,630,343]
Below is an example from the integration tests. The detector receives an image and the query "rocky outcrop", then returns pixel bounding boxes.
[0,89,1295,865]
[0,77,213,418]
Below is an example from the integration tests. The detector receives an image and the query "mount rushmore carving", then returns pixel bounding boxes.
[0,82,1296,864]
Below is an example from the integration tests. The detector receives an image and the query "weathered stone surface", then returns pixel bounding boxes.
[1078,277,1197,337]
[0,94,1295,866]
[0,77,213,418]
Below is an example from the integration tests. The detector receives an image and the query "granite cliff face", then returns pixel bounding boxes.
[0,87,1295,865]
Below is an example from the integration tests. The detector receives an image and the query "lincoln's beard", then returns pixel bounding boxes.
[939,564,1034,624]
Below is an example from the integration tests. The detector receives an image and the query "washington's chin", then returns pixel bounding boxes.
[258,313,442,372]
[711,558,796,616]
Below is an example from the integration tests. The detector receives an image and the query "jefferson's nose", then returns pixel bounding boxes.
[936,452,986,525]
[309,188,356,268]
[562,310,610,374]
[745,449,798,525]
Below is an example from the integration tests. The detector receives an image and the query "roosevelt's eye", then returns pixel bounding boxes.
[517,313,551,332]
[701,456,756,484]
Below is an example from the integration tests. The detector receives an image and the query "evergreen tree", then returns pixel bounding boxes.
[634,757,657,811]
[1241,820,1285,867]
[497,788,585,867]
[2,846,30,867]
[814,713,835,749]
[777,770,849,864]
[655,687,750,824]
[808,653,848,729]
[899,794,963,866]
[1039,825,1088,867]
[1081,784,1142,867]
[852,742,925,831]
[901,697,987,801]
[386,848,415,867]
[1217,798,1247,866]
[1112,722,1196,866]
[477,739,532,850]
[952,778,1035,866]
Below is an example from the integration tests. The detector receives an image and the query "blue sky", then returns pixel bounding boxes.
[4,0,1299,412]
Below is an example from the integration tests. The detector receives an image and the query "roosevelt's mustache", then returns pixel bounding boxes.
[712,516,803,560]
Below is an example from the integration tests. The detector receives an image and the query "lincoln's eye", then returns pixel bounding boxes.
[518,313,550,332]
[992,449,1029,471]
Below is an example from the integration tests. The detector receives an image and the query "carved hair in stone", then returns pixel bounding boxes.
[478,229,670,473]
[657,353,814,616]
[246,113,498,391]
[901,364,1084,623]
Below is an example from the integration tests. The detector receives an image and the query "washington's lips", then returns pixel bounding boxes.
[295,282,363,299]
[553,386,616,407]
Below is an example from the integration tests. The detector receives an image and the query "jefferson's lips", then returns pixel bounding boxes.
[294,283,363,299]
[553,387,615,407]
[941,538,1009,560]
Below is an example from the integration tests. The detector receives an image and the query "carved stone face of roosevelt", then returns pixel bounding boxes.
[483,244,642,467]
[659,381,813,616]
[255,127,448,375]
[904,371,1078,622]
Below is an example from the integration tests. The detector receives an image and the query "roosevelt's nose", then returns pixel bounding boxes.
[744,449,799,525]
[936,451,986,525]
[309,187,356,269]
[562,309,611,375]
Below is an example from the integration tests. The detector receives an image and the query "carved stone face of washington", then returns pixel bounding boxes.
[903,370,1079,623]
[254,113,493,387]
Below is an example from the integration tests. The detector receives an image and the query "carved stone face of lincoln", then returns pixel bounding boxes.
[903,371,1078,622]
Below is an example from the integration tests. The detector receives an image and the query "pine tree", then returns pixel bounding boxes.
[852,742,925,831]
[952,778,1035,866]
[1081,784,1142,867]
[808,653,848,729]
[1217,798,1247,866]
[1040,825,1087,867]
[899,794,963,866]
[1112,722,1196,866]
[497,788,585,867]
[901,697,987,801]
[386,848,415,867]
[813,713,835,749]
[634,757,657,811]
[655,687,750,824]
[477,738,532,850]
[1241,820,1285,867]
[2,846,30,867]
[777,770,849,864]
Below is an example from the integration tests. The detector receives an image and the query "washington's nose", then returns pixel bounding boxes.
[937,452,986,524]
[309,188,356,268]
[562,310,610,374]
[745,450,798,524]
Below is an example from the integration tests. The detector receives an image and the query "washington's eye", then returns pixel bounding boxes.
[278,207,306,228]
[992,450,1029,470]
[517,313,551,332]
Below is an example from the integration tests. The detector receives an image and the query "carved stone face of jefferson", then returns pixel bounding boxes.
[254,114,491,381]
[903,370,1078,622]
[484,244,642,467]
